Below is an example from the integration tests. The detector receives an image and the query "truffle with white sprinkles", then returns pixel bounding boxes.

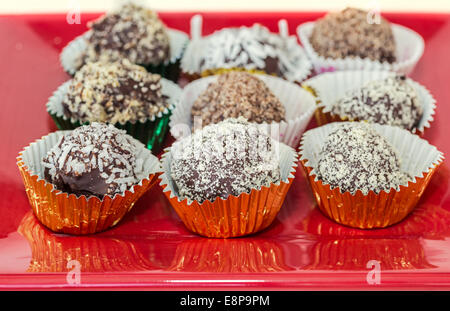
[42,123,147,198]
[81,3,170,67]
[191,72,285,126]
[310,7,396,63]
[63,59,170,124]
[198,24,305,80]
[170,118,281,203]
[331,75,423,130]
[316,122,409,195]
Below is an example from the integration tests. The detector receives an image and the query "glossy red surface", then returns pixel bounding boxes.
[1,12,450,290]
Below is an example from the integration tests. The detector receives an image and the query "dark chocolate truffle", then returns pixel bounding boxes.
[170,118,281,203]
[198,24,301,79]
[317,122,409,195]
[63,59,169,124]
[331,75,422,130]
[191,72,286,126]
[310,7,396,63]
[83,3,170,66]
[42,122,147,198]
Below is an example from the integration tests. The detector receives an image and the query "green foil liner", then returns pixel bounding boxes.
[143,59,181,83]
[47,80,180,154]
[49,111,171,153]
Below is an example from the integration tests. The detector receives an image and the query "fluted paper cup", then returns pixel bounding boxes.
[159,141,298,238]
[302,70,436,135]
[17,130,162,235]
[181,15,312,83]
[47,77,181,152]
[297,22,424,75]
[169,74,316,148]
[299,122,443,229]
[60,28,189,81]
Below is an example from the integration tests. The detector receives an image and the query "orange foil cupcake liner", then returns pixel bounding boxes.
[17,131,162,235]
[299,122,444,229]
[302,70,436,137]
[159,142,298,238]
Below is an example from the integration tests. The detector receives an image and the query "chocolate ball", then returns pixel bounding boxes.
[331,75,423,131]
[310,7,396,63]
[198,24,298,79]
[317,122,409,195]
[191,72,286,126]
[42,122,146,198]
[170,118,281,203]
[63,59,169,124]
[83,3,170,66]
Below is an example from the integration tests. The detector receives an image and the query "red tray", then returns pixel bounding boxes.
[1,11,450,290]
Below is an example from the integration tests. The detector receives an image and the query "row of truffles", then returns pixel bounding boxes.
[330,75,423,131]
[79,3,170,69]
[40,119,411,203]
[63,59,169,125]
[310,7,397,63]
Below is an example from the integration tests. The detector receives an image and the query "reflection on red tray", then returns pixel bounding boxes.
[0,12,450,290]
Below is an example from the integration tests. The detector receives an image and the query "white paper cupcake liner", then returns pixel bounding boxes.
[47,77,181,125]
[302,70,436,134]
[20,130,162,192]
[60,28,189,76]
[300,122,443,188]
[169,74,316,148]
[297,22,425,75]
[180,14,313,83]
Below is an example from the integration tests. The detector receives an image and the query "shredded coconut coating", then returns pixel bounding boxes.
[331,75,423,130]
[82,3,170,66]
[198,24,305,80]
[42,123,146,198]
[317,123,409,195]
[191,72,285,126]
[310,7,396,63]
[63,59,169,124]
[170,117,281,203]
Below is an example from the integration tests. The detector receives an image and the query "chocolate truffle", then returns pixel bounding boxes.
[317,122,409,195]
[331,75,422,130]
[170,118,281,203]
[42,122,147,198]
[310,7,396,63]
[191,72,286,126]
[198,24,302,79]
[63,59,170,124]
[82,3,170,66]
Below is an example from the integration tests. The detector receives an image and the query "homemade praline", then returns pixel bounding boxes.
[42,122,147,198]
[170,118,281,203]
[310,7,396,63]
[316,122,409,195]
[191,72,286,126]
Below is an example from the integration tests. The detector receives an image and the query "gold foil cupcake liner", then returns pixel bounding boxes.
[170,74,316,148]
[299,122,444,229]
[17,131,162,235]
[297,22,424,75]
[180,14,312,83]
[302,70,436,136]
[159,141,298,238]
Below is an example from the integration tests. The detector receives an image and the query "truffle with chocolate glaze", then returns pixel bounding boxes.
[317,122,409,195]
[63,59,170,124]
[191,72,286,126]
[42,123,147,198]
[197,24,304,80]
[331,75,423,131]
[170,118,281,203]
[310,7,396,63]
[81,3,170,67]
